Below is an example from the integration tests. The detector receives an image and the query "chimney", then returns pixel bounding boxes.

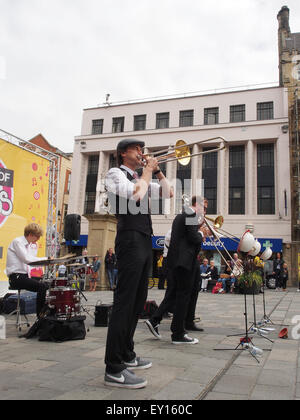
[277,6,290,34]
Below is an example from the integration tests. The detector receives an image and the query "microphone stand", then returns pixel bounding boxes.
[214,258,271,363]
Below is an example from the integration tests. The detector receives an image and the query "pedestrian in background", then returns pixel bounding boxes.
[90,256,100,292]
[273,252,284,291]
[280,263,289,291]
[105,248,117,290]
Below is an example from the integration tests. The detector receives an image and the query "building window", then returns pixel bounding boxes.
[175,160,191,214]
[134,114,146,131]
[84,192,96,214]
[202,148,218,214]
[84,155,99,214]
[257,144,275,215]
[257,102,274,120]
[229,145,245,214]
[112,117,125,133]
[179,110,194,127]
[230,105,245,123]
[150,152,167,215]
[204,107,219,125]
[156,112,169,129]
[92,119,104,135]
[87,155,99,175]
[63,204,68,221]
[109,153,117,169]
[229,187,245,214]
[66,173,71,193]
[296,64,300,81]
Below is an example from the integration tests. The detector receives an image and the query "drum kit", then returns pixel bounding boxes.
[29,254,97,320]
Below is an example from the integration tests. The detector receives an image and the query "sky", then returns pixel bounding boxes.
[1,0,300,153]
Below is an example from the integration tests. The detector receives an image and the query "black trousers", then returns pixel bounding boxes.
[158,258,167,289]
[104,231,152,374]
[8,273,48,316]
[275,269,282,288]
[151,269,175,324]
[152,264,199,328]
[170,264,199,340]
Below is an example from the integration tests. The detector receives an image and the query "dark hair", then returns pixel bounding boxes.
[117,152,124,167]
[191,195,207,206]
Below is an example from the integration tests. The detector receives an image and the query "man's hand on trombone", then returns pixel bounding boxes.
[198,222,213,240]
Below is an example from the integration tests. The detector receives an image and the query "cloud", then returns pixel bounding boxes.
[0,0,300,151]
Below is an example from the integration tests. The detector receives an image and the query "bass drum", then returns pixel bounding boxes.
[47,288,81,317]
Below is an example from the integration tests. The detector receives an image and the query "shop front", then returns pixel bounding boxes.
[151,235,283,276]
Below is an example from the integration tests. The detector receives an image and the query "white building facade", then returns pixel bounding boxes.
[69,86,291,271]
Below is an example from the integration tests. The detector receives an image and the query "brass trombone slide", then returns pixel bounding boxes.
[202,215,243,277]
[142,136,228,166]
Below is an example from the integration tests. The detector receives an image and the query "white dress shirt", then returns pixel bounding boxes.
[163,229,172,258]
[105,165,160,199]
[6,236,45,277]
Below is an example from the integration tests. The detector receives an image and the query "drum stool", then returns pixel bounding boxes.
[6,288,30,331]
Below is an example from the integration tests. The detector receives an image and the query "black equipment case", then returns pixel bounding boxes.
[3,292,37,315]
[94,302,113,327]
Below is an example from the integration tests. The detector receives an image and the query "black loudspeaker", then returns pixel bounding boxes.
[64,214,81,241]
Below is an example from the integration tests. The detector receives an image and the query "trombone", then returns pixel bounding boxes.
[142,136,228,166]
[202,215,244,277]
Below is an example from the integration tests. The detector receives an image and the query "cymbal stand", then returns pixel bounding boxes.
[259,277,290,328]
[73,271,94,322]
[260,278,274,325]
[248,286,274,344]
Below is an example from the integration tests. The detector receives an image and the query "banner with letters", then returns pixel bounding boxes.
[0,138,49,281]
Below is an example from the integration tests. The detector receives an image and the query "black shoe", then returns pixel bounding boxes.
[145,319,162,339]
[172,334,199,344]
[185,323,204,332]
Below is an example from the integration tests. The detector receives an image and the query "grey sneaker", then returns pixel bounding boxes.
[145,319,161,339]
[104,368,147,389]
[125,357,152,370]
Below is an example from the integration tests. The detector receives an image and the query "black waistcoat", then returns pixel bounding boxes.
[108,169,153,236]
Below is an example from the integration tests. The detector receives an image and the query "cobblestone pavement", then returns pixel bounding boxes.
[0,283,300,400]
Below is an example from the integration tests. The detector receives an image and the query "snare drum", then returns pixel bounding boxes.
[47,287,80,317]
[51,277,69,288]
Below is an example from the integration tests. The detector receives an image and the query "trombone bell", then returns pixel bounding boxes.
[205,215,224,229]
[175,140,191,166]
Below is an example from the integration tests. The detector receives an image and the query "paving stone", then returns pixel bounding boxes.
[257,368,296,387]
[250,384,294,400]
[211,374,256,396]
[53,385,112,400]
[0,288,299,400]
[204,391,248,400]
[151,379,204,400]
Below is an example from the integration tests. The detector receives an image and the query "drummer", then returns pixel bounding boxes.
[6,223,50,318]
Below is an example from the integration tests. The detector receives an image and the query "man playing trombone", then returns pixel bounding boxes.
[166,195,211,344]
[104,138,173,389]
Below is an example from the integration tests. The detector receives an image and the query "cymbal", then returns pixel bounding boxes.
[29,259,56,266]
[56,253,77,260]
[29,253,77,266]
[80,255,99,259]
[66,263,86,267]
